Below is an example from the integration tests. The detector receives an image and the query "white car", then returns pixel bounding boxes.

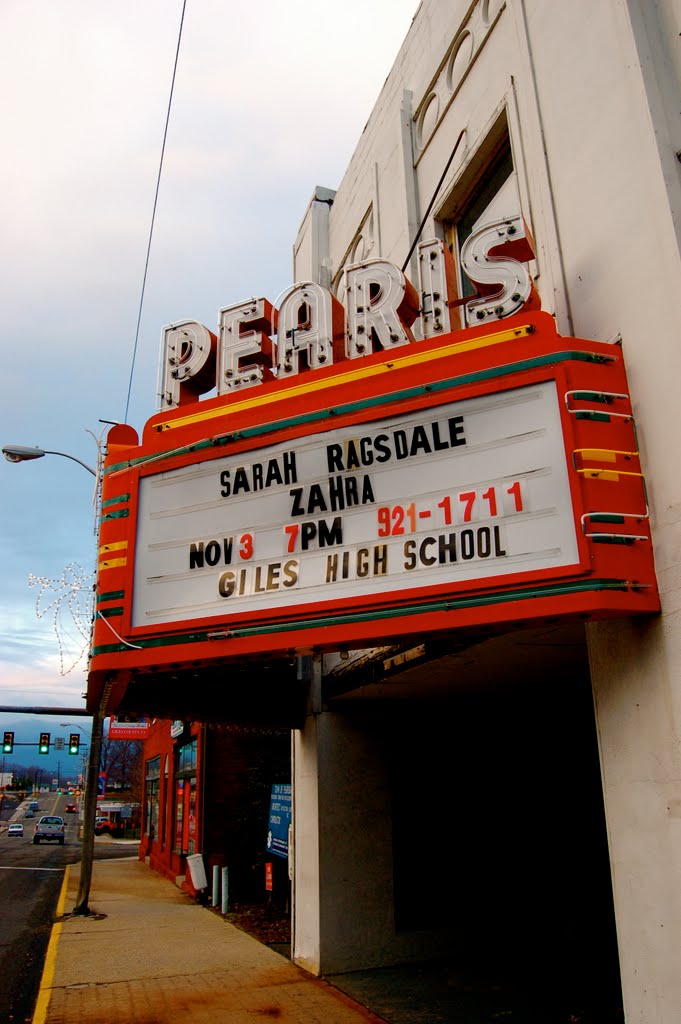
[33,815,65,844]
[7,823,24,837]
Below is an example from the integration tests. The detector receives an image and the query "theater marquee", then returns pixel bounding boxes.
[89,238,659,694]
[133,381,578,627]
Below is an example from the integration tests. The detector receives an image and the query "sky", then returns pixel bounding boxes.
[0,0,420,765]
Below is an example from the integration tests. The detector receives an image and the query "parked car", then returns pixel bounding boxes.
[33,815,65,845]
[95,817,121,836]
[7,823,24,837]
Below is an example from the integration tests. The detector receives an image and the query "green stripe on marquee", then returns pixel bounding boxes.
[91,577,630,656]
[100,509,130,522]
[101,493,130,508]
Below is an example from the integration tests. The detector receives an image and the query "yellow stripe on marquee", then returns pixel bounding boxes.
[99,557,128,570]
[579,470,621,482]
[574,448,638,463]
[155,324,530,433]
[99,540,128,555]
[577,469,645,482]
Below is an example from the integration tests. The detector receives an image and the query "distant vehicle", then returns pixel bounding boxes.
[29,801,39,811]
[7,823,24,837]
[24,810,34,818]
[33,815,65,845]
[65,802,77,813]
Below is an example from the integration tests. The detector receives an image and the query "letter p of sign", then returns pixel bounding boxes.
[160,320,218,408]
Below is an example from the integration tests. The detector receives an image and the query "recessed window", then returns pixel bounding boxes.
[442,120,522,300]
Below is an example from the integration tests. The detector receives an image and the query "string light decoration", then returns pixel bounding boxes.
[28,561,95,675]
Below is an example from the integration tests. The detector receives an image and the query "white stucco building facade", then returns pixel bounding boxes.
[289,2,681,1020]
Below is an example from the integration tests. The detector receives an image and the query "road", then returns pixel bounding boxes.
[0,792,137,1023]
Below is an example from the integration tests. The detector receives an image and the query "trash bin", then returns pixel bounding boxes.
[186,853,207,890]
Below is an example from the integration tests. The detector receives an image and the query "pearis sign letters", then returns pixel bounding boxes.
[159,215,538,408]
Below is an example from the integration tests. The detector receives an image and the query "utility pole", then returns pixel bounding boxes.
[73,704,106,915]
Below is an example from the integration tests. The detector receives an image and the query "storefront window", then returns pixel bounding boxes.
[145,756,160,840]
[174,778,185,851]
[187,777,197,855]
[161,754,168,850]
[177,737,197,773]
[173,738,198,854]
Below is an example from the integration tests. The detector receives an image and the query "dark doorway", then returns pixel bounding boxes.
[390,669,623,1019]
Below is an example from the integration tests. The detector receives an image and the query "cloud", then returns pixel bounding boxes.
[0,649,87,706]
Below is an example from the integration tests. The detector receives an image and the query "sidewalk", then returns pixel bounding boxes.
[34,856,388,1024]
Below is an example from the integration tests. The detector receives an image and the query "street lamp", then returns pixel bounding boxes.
[2,444,96,476]
[61,722,91,783]
[60,721,92,740]
[4,439,104,916]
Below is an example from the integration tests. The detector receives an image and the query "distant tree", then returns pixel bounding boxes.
[100,738,142,792]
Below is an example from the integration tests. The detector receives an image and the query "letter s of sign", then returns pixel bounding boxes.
[460,214,538,325]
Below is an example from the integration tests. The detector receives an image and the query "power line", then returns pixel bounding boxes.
[123,0,188,424]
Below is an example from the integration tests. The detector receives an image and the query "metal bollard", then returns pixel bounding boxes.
[221,866,229,914]
[212,864,220,907]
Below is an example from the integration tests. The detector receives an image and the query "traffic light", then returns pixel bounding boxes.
[2,731,13,754]
[68,733,80,755]
[39,732,50,754]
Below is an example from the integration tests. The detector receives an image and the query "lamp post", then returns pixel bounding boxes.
[3,438,103,915]
[60,723,93,805]
[60,721,92,792]
[60,721,93,748]
[2,444,96,476]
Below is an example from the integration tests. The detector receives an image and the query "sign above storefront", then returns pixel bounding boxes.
[108,716,149,740]
[88,301,659,707]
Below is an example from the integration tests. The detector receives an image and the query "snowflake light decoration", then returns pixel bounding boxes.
[29,562,95,675]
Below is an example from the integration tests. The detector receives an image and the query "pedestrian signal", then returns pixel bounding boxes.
[68,733,80,755]
[2,731,13,754]
[39,732,50,754]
